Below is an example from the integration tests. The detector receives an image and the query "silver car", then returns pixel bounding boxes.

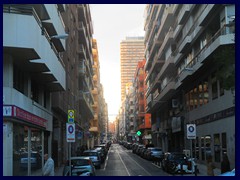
[63,156,96,176]
[82,150,101,169]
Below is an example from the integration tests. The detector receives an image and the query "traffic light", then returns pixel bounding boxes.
[136,131,141,136]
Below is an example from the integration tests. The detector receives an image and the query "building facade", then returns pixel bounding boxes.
[89,39,101,148]
[133,60,152,145]
[3,4,67,176]
[144,4,235,168]
[51,4,94,166]
[120,36,145,102]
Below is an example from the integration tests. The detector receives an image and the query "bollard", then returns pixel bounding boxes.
[194,165,198,176]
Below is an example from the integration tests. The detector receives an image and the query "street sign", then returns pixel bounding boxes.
[68,110,74,123]
[187,124,196,139]
[66,123,75,142]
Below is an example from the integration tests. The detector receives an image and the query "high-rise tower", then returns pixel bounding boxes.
[120,36,145,102]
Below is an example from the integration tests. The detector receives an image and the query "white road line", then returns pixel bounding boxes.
[116,148,131,176]
[121,148,152,176]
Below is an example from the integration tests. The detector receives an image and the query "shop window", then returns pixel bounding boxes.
[222,132,227,155]
[203,79,209,104]
[198,83,203,106]
[214,134,221,162]
[212,74,218,100]
[195,137,199,159]
[193,86,198,108]
[219,79,225,96]
[205,135,212,160]
[201,136,205,161]
[13,124,43,176]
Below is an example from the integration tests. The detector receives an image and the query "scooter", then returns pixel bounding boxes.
[175,158,197,174]
[169,157,197,174]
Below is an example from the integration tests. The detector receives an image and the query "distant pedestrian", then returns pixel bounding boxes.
[43,154,54,176]
[221,154,230,174]
[207,155,216,176]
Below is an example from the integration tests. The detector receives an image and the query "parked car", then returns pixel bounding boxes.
[149,147,164,161]
[20,151,41,169]
[162,152,188,174]
[93,147,105,163]
[63,156,96,176]
[135,144,145,155]
[82,150,101,169]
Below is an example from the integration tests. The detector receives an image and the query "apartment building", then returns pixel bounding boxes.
[89,39,101,147]
[3,4,67,176]
[124,85,135,142]
[144,4,235,168]
[51,4,95,166]
[120,36,145,102]
[133,60,151,145]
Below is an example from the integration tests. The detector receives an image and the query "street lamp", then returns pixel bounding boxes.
[50,34,69,40]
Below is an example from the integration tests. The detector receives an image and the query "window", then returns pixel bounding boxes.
[13,65,25,94]
[222,133,227,155]
[214,134,221,162]
[212,74,218,100]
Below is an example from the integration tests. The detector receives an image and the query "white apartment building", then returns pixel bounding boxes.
[144,4,235,169]
[3,4,67,176]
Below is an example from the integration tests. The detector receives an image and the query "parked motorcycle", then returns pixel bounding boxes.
[169,158,197,174]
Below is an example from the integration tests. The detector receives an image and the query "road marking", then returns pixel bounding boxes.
[116,148,131,176]
[120,148,152,176]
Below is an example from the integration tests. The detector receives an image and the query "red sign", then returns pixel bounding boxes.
[3,105,47,128]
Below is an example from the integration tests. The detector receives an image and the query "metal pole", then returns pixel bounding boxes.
[191,139,193,174]
[69,142,71,176]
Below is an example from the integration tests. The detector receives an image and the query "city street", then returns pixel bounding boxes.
[96,143,169,176]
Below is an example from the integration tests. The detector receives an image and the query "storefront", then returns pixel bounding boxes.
[3,105,50,176]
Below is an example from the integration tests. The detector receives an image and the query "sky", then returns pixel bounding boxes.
[90,4,146,122]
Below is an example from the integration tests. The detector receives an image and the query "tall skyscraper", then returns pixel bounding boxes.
[120,36,145,102]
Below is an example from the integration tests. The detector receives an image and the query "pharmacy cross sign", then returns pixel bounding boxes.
[136,131,141,136]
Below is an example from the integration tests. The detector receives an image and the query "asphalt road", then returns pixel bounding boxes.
[96,143,169,176]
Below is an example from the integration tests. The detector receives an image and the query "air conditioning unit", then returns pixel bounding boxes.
[172,99,179,108]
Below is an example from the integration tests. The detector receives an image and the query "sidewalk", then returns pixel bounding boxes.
[171,163,221,176]
[54,165,64,176]
[152,162,221,176]
[193,163,221,176]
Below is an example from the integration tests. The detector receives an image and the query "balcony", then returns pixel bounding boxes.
[78,91,94,119]
[155,5,174,43]
[77,44,87,59]
[173,24,182,40]
[175,24,235,89]
[152,80,175,109]
[178,4,191,24]
[3,11,66,91]
[179,35,191,53]
[78,21,89,52]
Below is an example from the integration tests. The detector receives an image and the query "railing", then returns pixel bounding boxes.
[175,23,235,82]
[4,4,66,68]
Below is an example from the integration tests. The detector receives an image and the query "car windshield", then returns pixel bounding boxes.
[152,148,162,151]
[83,152,98,156]
[21,153,37,158]
[71,159,90,166]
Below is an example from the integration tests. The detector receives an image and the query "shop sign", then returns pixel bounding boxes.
[3,105,47,128]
